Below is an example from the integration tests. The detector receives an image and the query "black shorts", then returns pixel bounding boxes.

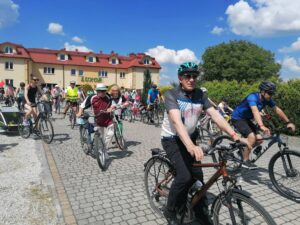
[67,100,78,107]
[231,119,258,138]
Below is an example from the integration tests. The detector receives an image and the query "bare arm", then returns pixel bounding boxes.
[24,85,30,104]
[206,107,238,140]
[251,105,270,134]
[273,106,296,131]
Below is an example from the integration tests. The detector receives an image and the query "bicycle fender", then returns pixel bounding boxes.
[143,155,173,171]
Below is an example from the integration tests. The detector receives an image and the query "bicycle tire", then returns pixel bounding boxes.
[114,122,126,150]
[212,189,276,225]
[211,135,243,172]
[39,118,54,144]
[144,156,174,217]
[269,150,300,202]
[79,125,90,155]
[18,114,31,139]
[94,134,107,171]
[207,118,222,137]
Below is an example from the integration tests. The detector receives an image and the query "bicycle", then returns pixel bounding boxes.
[5,96,15,107]
[121,103,133,122]
[144,145,277,225]
[112,108,126,150]
[199,112,222,136]
[145,100,160,126]
[77,112,108,171]
[67,99,78,129]
[18,101,54,144]
[210,129,300,203]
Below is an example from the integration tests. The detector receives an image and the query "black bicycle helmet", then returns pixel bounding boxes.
[177,62,199,76]
[259,81,276,94]
[20,82,25,87]
[152,84,157,88]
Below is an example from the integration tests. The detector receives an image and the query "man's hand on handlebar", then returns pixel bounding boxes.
[287,123,296,132]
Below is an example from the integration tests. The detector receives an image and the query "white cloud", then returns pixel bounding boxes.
[72,36,84,43]
[211,26,224,35]
[279,37,300,53]
[281,56,300,72]
[64,42,92,52]
[48,22,64,35]
[145,46,198,65]
[0,0,19,29]
[226,0,300,37]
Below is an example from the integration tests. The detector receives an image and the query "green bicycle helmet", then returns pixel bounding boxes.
[177,62,199,76]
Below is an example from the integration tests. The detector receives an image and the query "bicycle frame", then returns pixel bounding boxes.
[154,159,230,209]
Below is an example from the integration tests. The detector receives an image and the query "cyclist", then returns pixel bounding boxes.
[62,81,81,118]
[24,76,42,125]
[77,83,114,158]
[110,85,129,120]
[52,85,62,113]
[16,82,26,110]
[218,97,233,121]
[161,62,248,225]
[231,81,296,169]
[147,84,160,123]
[4,83,15,106]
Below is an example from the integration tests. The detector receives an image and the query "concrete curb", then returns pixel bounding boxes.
[43,142,78,225]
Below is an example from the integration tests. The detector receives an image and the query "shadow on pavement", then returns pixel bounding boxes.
[104,150,133,170]
[52,133,71,144]
[125,140,141,147]
[0,143,19,152]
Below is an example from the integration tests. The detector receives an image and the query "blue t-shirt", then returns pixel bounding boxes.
[232,92,276,120]
[148,89,159,103]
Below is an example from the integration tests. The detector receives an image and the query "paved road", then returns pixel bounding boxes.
[46,114,300,225]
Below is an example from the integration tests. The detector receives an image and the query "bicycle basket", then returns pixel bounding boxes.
[76,117,87,125]
[38,102,51,114]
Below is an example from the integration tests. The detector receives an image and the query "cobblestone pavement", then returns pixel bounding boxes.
[47,115,300,225]
[0,131,63,225]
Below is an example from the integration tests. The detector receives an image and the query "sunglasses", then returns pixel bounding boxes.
[182,74,198,80]
[97,90,106,92]
[266,91,274,96]
[33,79,39,81]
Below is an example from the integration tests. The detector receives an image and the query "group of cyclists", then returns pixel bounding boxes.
[0,61,297,225]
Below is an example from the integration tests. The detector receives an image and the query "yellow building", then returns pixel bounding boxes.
[0,42,161,90]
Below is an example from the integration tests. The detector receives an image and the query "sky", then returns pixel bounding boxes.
[1,0,300,85]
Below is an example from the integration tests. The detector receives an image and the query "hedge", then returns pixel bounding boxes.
[200,79,300,135]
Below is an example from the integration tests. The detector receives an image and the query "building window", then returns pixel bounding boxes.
[71,69,76,76]
[44,67,55,75]
[59,54,66,60]
[79,70,84,76]
[98,71,108,78]
[111,58,117,64]
[88,56,94,63]
[144,58,150,65]
[120,72,125,79]
[5,62,13,70]
[4,46,13,54]
[5,79,13,86]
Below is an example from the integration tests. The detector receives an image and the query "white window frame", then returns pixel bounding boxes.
[4,46,13,54]
[99,71,108,78]
[59,54,66,61]
[79,70,84,76]
[44,67,55,75]
[111,58,117,64]
[88,56,94,63]
[144,58,150,65]
[120,72,125,79]
[5,61,13,70]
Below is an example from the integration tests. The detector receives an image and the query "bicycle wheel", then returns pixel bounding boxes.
[211,136,243,172]
[154,110,160,126]
[144,156,174,217]
[18,114,31,139]
[38,118,54,144]
[207,118,222,136]
[269,150,300,202]
[212,189,276,225]
[114,122,126,150]
[79,125,89,155]
[94,134,107,171]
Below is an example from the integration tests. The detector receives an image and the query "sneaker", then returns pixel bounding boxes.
[242,160,258,170]
[22,120,30,126]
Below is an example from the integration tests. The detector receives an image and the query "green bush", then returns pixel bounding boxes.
[159,85,172,96]
[200,79,300,135]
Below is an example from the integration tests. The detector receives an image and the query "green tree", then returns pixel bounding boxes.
[200,40,281,82]
[141,69,152,104]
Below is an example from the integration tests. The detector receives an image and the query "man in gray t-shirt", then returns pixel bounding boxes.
[161,62,249,225]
